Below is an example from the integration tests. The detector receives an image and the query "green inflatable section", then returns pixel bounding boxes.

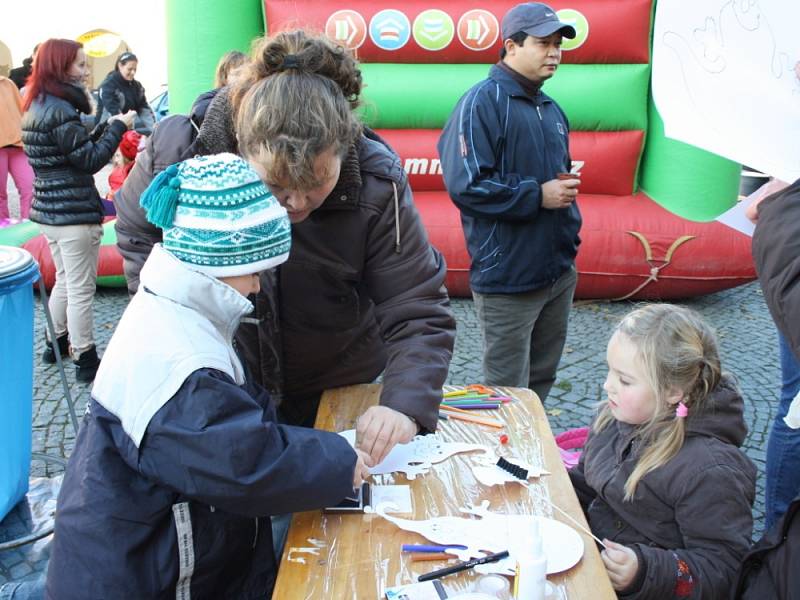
[166,0,264,115]
[97,220,126,288]
[0,220,39,247]
[96,273,127,288]
[639,96,740,221]
[358,63,650,131]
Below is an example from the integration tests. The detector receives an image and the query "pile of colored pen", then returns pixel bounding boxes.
[441,388,511,411]
[438,386,509,428]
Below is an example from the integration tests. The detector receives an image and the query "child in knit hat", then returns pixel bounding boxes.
[104,129,142,214]
[45,153,371,599]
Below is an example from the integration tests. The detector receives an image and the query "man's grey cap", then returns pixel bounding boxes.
[501,3,577,40]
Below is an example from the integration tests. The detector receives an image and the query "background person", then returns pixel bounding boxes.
[734,175,800,599]
[0,75,33,221]
[8,45,38,90]
[21,38,134,383]
[190,50,250,123]
[438,2,581,403]
[747,177,800,529]
[96,51,155,135]
[103,129,142,215]
[214,49,248,88]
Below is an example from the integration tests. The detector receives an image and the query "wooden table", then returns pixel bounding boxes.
[272,384,615,599]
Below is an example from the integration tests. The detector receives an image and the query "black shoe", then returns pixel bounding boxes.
[74,346,101,384]
[42,335,70,364]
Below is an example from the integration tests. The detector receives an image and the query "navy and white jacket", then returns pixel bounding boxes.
[437,63,582,294]
[45,245,357,600]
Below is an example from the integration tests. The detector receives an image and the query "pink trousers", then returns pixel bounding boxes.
[0,146,34,219]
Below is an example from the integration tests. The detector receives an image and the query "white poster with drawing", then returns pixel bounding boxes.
[652,0,800,183]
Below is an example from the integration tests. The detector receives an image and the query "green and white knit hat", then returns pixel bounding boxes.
[140,152,291,277]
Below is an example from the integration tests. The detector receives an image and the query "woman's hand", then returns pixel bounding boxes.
[352,448,372,488]
[745,177,789,224]
[110,110,136,129]
[601,539,639,591]
[355,406,418,465]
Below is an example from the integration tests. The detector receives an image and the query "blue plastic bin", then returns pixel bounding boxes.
[0,246,39,521]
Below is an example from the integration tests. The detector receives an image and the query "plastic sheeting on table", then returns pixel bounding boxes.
[274,385,604,600]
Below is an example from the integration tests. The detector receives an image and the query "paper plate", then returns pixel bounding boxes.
[475,515,584,576]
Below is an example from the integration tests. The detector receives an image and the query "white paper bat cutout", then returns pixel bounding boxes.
[374,501,583,575]
[339,430,492,479]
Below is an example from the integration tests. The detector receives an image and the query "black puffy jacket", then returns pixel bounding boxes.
[21,84,126,226]
[96,70,155,135]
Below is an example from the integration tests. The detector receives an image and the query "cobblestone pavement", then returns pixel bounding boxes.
[0,278,780,586]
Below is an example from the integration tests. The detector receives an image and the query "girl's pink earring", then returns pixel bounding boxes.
[676,402,688,418]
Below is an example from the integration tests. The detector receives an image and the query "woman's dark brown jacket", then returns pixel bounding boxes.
[114,88,455,430]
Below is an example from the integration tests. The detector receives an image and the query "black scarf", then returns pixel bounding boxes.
[60,82,93,115]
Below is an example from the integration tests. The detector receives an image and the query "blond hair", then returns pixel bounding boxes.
[213,50,248,88]
[595,304,722,500]
[232,30,362,190]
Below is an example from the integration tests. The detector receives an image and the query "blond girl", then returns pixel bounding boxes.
[570,304,756,599]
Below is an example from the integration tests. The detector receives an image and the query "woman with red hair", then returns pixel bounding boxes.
[21,38,134,383]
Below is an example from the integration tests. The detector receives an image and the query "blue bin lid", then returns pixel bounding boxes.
[0,245,40,293]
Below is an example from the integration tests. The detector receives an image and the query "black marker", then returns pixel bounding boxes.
[417,550,510,582]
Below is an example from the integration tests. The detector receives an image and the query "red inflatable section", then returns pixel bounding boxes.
[378,128,644,195]
[569,130,644,195]
[264,0,651,64]
[22,231,124,290]
[414,191,756,300]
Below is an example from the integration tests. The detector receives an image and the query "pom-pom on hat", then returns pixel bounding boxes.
[139,153,291,277]
[118,130,142,161]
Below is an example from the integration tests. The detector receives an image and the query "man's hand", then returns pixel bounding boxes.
[601,539,639,592]
[541,177,579,210]
[352,448,372,488]
[355,406,418,465]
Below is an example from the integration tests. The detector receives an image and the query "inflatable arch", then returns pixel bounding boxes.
[76,29,131,91]
[163,0,754,299]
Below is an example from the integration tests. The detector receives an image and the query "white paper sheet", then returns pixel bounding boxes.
[716,196,756,237]
[652,0,800,182]
[370,485,414,514]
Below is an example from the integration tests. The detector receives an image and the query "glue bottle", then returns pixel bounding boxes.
[514,519,547,599]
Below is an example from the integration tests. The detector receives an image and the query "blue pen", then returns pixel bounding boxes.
[402,544,467,553]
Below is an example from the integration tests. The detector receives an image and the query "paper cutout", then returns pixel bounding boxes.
[286,538,326,564]
[375,501,583,574]
[470,462,549,487]
[339,430,491,479]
